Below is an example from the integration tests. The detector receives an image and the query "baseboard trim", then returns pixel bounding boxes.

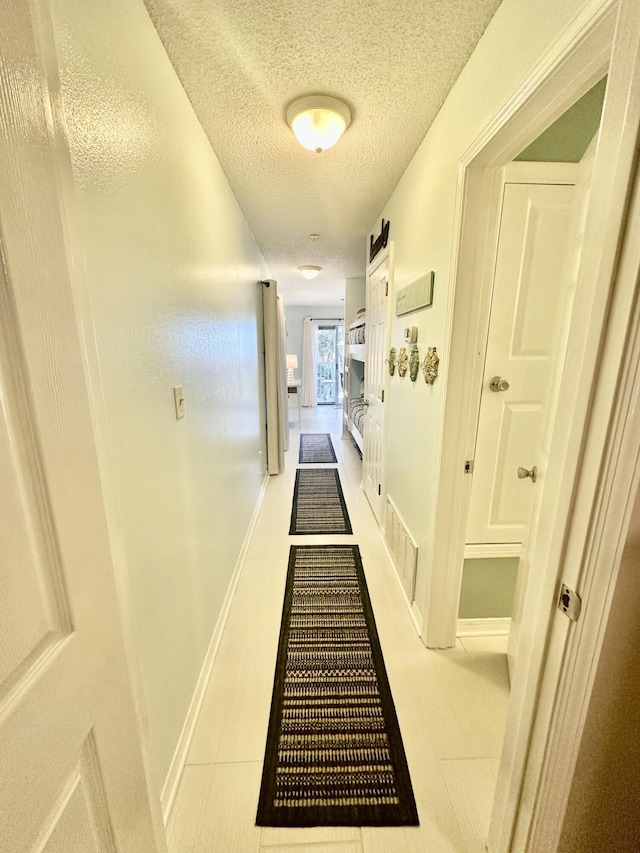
[457,617,511,637]
[464,542,521,559]
[411,601,424,635]
[160,470,270,823]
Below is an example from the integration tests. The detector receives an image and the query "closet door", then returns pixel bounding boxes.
[363,251,391,521]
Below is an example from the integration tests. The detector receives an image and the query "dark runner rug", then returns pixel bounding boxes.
[299,433,337,464]
[256,545,419,827]
[290,469,352,535]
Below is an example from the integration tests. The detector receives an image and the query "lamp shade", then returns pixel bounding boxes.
[286,95,352,153]
[286,353,298,370]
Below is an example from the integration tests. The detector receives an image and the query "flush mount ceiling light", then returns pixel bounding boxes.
[298,265,322,280]
[286,95,352,153]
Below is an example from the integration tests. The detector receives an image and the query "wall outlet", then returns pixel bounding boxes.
[173,386,185,419]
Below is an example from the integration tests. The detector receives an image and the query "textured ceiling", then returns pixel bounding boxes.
[144,0,503,305]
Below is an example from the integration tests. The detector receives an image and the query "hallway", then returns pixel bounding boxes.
[167,406,510,853]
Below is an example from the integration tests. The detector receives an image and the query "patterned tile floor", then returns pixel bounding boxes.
[168,405,510,853]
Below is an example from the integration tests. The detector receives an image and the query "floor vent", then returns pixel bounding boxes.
[385,496,418,602]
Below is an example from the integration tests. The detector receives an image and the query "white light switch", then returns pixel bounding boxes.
[173,386,185,419]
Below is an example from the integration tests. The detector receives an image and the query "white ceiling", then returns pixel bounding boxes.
[144,0,503,306]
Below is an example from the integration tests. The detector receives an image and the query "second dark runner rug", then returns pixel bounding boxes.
[290,469,352,535]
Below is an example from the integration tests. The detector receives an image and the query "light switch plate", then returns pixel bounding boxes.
[173,386,185,419]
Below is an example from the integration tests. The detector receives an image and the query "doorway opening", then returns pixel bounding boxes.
[459,80,608,675]
[314,323,344,405]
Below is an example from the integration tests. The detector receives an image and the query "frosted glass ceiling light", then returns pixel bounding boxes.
[286,95,352,153]
[298,265,322,280]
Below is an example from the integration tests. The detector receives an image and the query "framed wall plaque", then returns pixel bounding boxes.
[395,271,434,316]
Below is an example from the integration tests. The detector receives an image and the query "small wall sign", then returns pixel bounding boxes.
[396,271,434,316]
[369,219,390,263]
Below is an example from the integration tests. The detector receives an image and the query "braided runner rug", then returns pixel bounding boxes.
[290,469,352,535]
[256,545,418,827]
[298,433,337,464]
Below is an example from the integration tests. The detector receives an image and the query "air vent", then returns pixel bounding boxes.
[385,496,418,602]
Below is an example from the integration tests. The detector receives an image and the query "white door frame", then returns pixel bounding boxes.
[419,0,640,849]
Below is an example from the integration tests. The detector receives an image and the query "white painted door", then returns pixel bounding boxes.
[363,253,390,521]
[507,145,598,677]
[466,180,576,546]
[0,3,165,850]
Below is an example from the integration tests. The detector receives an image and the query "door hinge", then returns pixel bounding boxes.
[464,460,474,474]
[378,484,381,496]
[558,583,581,621]
[381,390,384,403]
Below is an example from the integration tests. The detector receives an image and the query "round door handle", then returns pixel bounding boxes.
[517,466,537,483]
[490,376,510,392]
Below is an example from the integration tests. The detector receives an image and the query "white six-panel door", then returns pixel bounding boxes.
[466,180,576,546]
[0,2,165,850]
[363,254,390,521]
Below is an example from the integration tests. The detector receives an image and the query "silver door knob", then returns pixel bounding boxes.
[490,376,510,392]
[517,466,537,483]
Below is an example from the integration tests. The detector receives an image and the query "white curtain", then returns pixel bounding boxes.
[276,296,289,452]
[301,316,316,407]
[262,280,285,474]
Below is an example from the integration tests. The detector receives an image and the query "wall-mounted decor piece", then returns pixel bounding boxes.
[396,271,435,316]
[423,347,439,384]
[409,345,420,382]
[369,218,390,263]
[388,347,397,376]
[398,346,408,377]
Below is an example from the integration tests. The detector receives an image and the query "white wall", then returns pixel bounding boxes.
[49,0,270,789]
[371,0,594,620]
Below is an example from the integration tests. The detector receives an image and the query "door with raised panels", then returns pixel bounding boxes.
[0,3,164,849]
[466,179,576,546]
[363,253,390,521]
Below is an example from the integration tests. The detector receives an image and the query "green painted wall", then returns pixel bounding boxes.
[458,557,519,619]
[515,77,606,163]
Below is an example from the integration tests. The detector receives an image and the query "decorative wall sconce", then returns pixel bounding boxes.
[397,347,408,377]
[423,346,439,384]
[387,347,396,376]
[409,345,420,381]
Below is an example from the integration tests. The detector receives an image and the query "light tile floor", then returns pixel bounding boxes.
[168,405,510,853]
